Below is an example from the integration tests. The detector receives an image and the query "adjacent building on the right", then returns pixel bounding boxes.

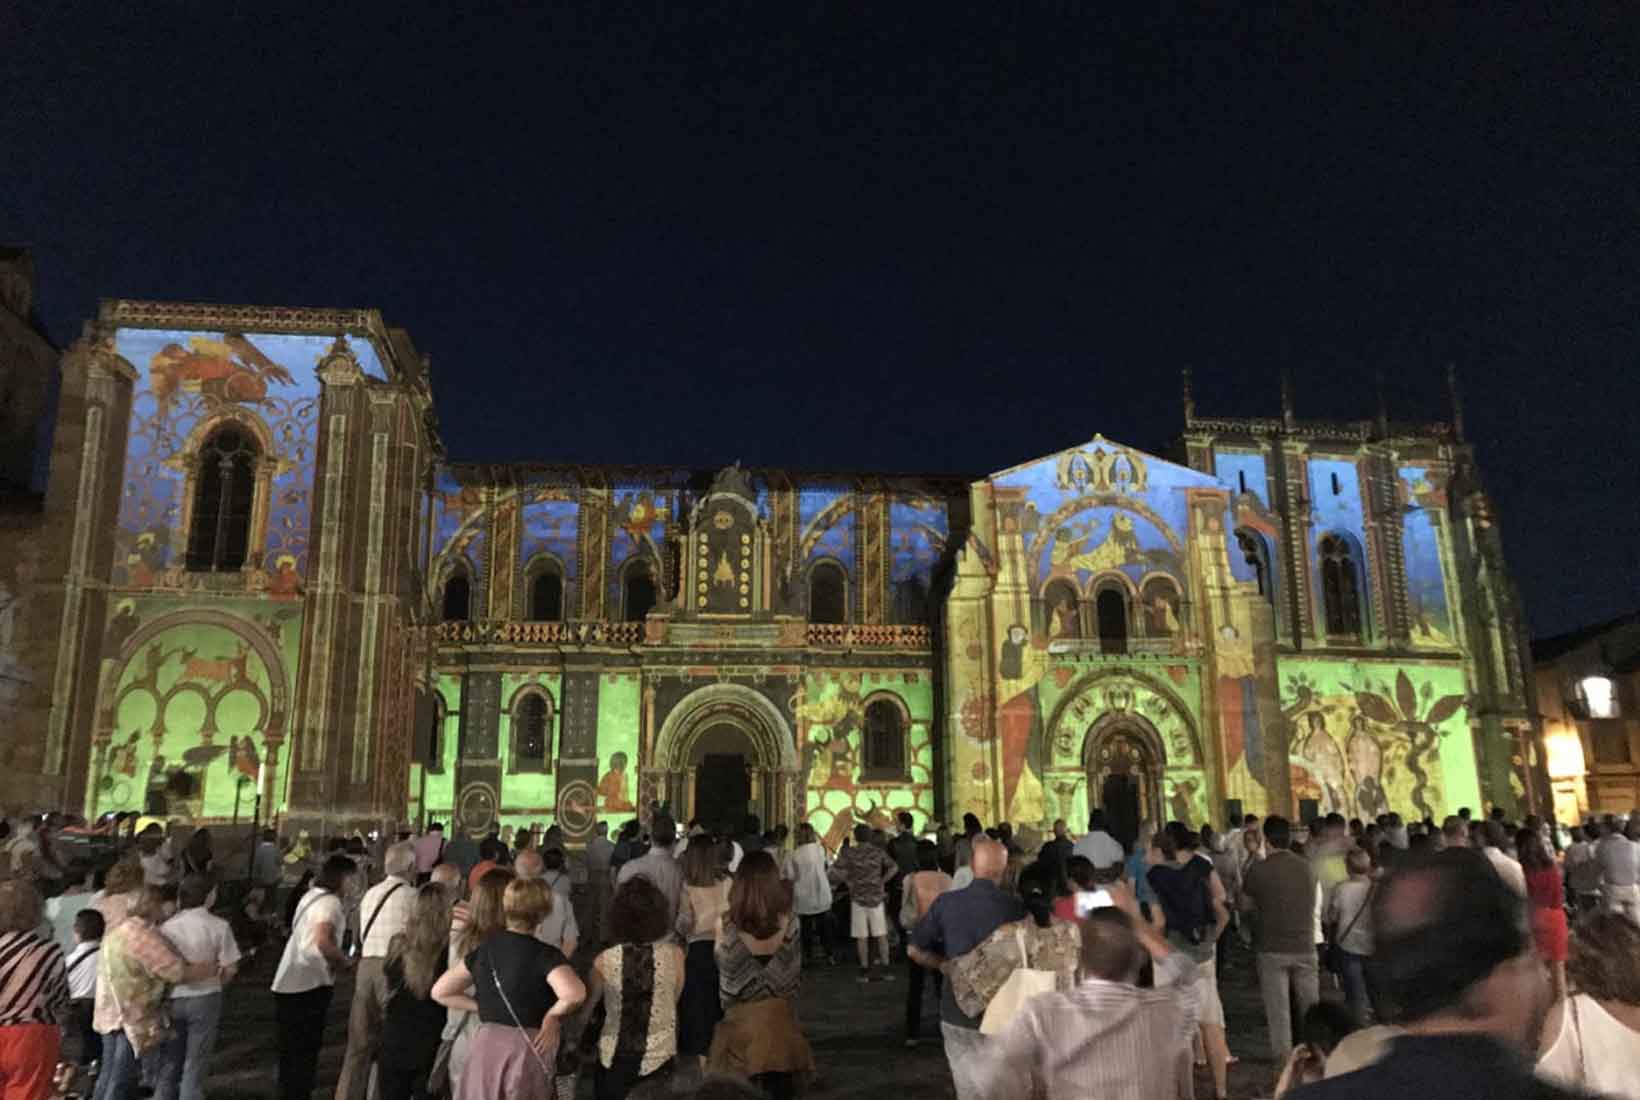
[1534,613,1640,822]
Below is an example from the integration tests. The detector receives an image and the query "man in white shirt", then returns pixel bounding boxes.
[64,908,103,1069]
[334,841,417,1100]
[1073,810,1125,870]
[156,872,241,1100]
[515,848,579,956]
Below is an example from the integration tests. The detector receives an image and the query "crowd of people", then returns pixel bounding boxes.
[0,800,1632,1099]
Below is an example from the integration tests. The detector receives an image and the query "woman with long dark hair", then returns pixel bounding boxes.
[675,839,730,1066]
[708,852,813,1099]
[378,883,454,1100]
[1520,828,1569,1001]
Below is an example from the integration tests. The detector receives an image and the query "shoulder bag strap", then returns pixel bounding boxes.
[290,889,327,937]
[67,945,99,977]
[1335,883,1375,945]
[359,881,406,952]
[485,951,554,1079]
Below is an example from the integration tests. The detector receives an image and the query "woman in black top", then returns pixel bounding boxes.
[378,883,453,1100]
[433,877,585,1100]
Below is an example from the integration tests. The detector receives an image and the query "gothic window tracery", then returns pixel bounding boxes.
[1320,533,1364,639]
[185,426,258,572]
[511,691,551,772]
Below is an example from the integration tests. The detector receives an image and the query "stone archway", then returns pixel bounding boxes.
[1082,712,1167,852]
[649,684,801,829]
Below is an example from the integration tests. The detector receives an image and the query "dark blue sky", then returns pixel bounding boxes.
[7,4,1637,636]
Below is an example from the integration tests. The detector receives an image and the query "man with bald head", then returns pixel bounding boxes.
[909,837,1023,1098]
[1290,848,1571,1100]
[335,840,418,1100]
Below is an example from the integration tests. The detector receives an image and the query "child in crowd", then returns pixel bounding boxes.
[64,909,104,1066]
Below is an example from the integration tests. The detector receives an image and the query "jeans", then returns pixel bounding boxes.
[153,994,223,1100]
[92,1031,141,1100]
[939,1022,991,1100]
[1338,951,1375,1025]
[336,957,387,1100]
[905,958,943,1040]
[276,986,335,1100]
[1256,951,1319,1062]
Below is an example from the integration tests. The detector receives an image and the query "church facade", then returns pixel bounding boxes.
[0,299,1549,843]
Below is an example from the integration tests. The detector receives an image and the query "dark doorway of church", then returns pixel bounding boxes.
[696,754,751,831]
[1101,773,1140,852]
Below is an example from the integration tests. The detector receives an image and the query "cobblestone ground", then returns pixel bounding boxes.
[207,912,1284,1099]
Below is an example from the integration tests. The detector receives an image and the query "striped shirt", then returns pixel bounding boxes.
[972,951,1200,1100]
[717,916,802,1006]
[0,931,68,1027]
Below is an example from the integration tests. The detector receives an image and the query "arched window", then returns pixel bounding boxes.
[808,562,846,625]
[1235,529,1275,602]
[1043,579,1081,639]
[1096,586,1128,655]
[441,566,471,622]
[185,426,259,572]
[861,698,907,780]
[1320,534,1364,639]
[417,692,446,771]
[511,692,550,772]
[527,562,563,622]
[622,559,657,622]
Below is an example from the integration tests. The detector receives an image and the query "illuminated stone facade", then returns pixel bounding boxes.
[2,299,1549,839]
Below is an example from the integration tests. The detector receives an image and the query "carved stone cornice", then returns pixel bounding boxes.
[316,334,364,388]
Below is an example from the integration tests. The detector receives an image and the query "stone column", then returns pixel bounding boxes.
[286,337,365,836]
[45,334,138,812]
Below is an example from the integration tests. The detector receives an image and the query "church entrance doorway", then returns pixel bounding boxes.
[652,683,803,831]
[1083,715,1166,853]
[691,724,754,830]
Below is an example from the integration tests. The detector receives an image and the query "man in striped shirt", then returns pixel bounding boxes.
[971,882,1200,1100]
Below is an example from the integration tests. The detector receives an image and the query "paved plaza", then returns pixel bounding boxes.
[206,903,1284,1100]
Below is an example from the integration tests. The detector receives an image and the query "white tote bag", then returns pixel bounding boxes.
[979,925,1057,1035]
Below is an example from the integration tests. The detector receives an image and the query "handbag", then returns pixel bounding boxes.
[978,926,1057,1035]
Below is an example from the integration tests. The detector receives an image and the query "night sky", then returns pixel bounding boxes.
[8,5,1637,637]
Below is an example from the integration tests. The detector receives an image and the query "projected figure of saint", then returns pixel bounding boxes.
[998,624,1048,822]
[598,752,634,812]
[1298,711,1349,815]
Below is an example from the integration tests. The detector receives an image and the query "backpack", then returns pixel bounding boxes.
[1148,859,1216,960]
